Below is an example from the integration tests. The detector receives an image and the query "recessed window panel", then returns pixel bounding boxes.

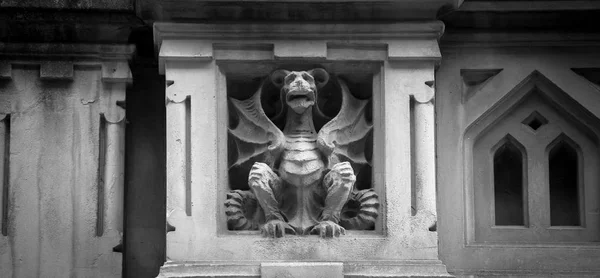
[549,139,580,226]
[494,138,526,226]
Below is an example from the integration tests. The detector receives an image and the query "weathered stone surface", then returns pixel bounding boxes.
[0,10,141,44]
[158,22,449,277]
[40,61,74,80]
[261,262,343,278]
[437,34,600,276]
[137,0,461,22]
[0,0,132,10]
[0,43,133,277]
[274,41,326,59]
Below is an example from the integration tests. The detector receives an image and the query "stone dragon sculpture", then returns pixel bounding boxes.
[225,68,379,238]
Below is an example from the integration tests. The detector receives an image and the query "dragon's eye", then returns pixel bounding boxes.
[284,74,296,85]
[301,72,314,83]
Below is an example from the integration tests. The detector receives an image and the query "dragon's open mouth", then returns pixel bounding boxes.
[286,90,315,103]
[288,94,310,101]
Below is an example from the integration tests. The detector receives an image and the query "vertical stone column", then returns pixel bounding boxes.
[161,40,217,259]
[386,39,439,235]
[100,61,130,250]
[413,80,437,229]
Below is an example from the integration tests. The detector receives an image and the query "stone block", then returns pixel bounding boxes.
[274,41,326,59]
[261,262,343,278]
[214,44,274,60]
[102,61,133,83]
[40,61,74,80]
[388,40,441,61]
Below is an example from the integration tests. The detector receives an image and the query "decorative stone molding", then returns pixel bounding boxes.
[156,22,448,277]
[0,42,133,277]
[154,23,444,74]
[141,0,462,22]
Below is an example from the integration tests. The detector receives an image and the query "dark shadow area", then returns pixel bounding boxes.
[549,140,580,226]
[124,25,166,278]
[494,139,525,226]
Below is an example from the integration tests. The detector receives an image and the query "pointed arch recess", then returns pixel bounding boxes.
[491,135,528,226]
[546,134,583,227]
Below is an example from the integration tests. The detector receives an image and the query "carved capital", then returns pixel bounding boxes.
[412,81,436,104]
[100,82,127,124]
[165,80,190,103]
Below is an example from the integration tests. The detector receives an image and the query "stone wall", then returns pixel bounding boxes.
[0,43,132,277]
[436,32,600,276]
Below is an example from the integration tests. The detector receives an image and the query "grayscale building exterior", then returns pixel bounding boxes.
[1,1,599,277]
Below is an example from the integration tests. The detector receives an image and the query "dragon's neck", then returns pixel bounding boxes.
[283,106,316,135]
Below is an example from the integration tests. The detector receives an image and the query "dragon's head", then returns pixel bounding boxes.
[271,68,329,114]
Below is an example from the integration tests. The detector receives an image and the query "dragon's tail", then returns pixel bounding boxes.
[340,189,380,230]
[225,190,262,230]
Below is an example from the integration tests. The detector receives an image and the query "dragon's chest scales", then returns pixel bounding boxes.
[278,134,325,187]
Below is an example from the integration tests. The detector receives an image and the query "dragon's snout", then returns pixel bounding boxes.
[286,80,315,103]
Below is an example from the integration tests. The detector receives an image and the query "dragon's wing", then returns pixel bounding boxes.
[229,83,285,170]
[318,78,373,170]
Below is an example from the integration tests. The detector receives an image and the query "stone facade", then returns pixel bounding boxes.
[156,22,447,277]
[1,0,600,277]
[0,43,132,277]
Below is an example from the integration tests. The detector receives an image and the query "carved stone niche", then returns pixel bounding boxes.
[156,23,449,278]
[224,63,378,237]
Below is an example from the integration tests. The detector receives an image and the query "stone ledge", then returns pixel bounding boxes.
[139,0,461,22]
[155,23,444,73]
[0,9,141,44]
[0,0,133,11]
[441,32,600,49]
[262,262,343,278]
[154,22,445,43]
[157,261,453,278]
[0,43,135,61]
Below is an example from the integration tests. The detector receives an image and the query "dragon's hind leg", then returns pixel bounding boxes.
[340,188,380,230]
[248,162,295,237]
[310,162,354,237]
[225,190,263,230]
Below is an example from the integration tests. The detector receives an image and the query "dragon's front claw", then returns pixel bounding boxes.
[260,220,296,238]
[309,221,346,238]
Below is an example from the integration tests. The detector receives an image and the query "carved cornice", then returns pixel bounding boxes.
[0,0,132,10]
[140,0,462,22]
[0,9,141,44]
[459,1,600,12]
[0,43,135,61]
[154,23,444,74]
[154,22,445,42]
[441,32,600,49]
[442,1,600,31]
[0,43,135,82]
